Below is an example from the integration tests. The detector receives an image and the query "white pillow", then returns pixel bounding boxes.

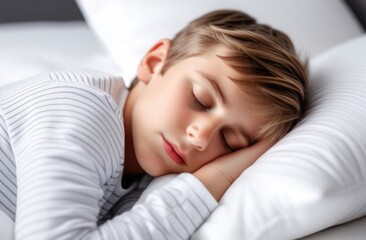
[139,35,366,239]
[76,0,363,86]
[76,1,366,238]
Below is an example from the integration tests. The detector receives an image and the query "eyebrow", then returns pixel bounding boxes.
[196,70,225,105]
[196,70,254,146]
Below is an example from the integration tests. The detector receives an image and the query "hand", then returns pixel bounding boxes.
[193,139,274,201]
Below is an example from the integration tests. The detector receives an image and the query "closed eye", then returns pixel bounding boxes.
[220,130,235,152]
[192,90,235,151]
[192,91,208,111]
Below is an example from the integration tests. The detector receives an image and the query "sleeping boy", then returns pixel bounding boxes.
[0,10,307,239]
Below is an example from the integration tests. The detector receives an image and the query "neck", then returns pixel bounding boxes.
[123,83,145,176]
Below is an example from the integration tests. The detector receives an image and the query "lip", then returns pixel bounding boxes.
[162,136,187,166]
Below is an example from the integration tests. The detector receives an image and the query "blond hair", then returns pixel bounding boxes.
[160,10,308,141]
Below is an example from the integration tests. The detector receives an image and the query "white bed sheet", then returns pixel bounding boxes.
[0,210,14,240]
[301,216,366,240]
[0,21,122,87]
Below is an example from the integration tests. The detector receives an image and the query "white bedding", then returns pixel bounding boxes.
[0,21,122,87]
[1,19,366,240]
[0,209,14,240]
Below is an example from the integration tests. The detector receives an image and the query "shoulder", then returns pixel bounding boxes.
[48,70,127,105]
[0,71,127,148]
[1,70,128,120]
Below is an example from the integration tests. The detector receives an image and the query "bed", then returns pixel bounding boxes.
[1,0,366,239]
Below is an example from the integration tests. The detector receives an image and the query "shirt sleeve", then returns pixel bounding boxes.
[4,80,123,240]
[4,78,218,240]
[100,173,218,240]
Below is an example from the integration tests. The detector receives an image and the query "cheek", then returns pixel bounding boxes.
[134,85,190,134]
[158,91,190,125]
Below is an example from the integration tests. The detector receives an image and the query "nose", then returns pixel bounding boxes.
[186,116,222,151]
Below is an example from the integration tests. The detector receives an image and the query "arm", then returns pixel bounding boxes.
[193,139,274,201]
[101,173,217,239]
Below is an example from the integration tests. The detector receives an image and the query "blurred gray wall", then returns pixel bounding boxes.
[0,0,364,30]
[0,0,83,23]
[345,0,366,30]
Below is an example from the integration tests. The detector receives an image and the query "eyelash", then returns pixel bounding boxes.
[192,91,208,111]
[220,131,235,152]
[192,91,234,152]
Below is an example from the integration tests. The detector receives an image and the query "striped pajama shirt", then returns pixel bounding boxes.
[0,70,217,240]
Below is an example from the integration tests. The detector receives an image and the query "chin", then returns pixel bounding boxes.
[144,167,167,177]
[148,171,165,177]
[137,157,166,177]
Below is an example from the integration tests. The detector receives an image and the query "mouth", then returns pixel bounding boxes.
[162,136,187,166]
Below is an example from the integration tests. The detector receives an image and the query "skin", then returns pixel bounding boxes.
[123,39,274,200]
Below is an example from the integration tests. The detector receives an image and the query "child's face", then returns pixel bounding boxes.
[129,46,264,177]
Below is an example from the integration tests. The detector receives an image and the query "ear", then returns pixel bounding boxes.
[137,38,171,84]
